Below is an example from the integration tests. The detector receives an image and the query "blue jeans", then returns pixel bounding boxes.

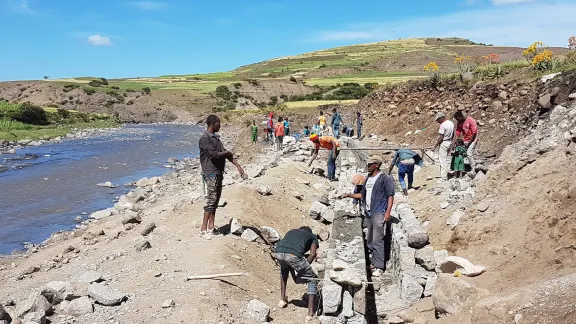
[398,163,414,190]
[327,152,337,180]
[333,124,340,138]
[275,253,318,295]
[357,124,362,138]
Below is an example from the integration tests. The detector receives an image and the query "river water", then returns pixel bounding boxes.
[0,124,203,255]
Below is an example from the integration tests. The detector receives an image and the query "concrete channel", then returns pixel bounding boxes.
[313,138,441,324]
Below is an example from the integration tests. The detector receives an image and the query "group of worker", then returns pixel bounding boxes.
[198,107,479,322]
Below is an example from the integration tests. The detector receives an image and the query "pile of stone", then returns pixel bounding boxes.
[2,271,127,324]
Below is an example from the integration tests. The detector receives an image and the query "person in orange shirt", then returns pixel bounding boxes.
[308,134,340,181]
[274,117,285,151]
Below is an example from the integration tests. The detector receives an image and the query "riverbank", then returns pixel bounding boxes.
[0,129,337,324]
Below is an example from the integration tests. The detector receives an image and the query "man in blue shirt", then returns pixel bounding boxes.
[330,108,342,138]
[388,149,423,196]
[343,155,395,276]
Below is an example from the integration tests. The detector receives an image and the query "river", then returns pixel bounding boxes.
[0,124,203,255]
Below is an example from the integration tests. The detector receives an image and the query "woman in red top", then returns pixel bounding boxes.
[274,117,285,151]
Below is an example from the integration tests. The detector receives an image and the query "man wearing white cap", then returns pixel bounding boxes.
[433,112,454,182]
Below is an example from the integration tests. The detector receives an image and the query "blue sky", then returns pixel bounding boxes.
[0,0,574,81]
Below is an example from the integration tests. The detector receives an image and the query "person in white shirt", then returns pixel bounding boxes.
[433,112,454,182]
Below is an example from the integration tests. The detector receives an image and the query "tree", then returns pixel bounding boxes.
[100,77,109,86]
[43,76,49,80]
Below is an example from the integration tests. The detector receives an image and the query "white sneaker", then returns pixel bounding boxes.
[372,269,384,277]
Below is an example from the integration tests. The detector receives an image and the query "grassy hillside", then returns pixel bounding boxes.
[6,37,570,117]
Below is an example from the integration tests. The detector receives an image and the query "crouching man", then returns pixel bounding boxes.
[274,226,319,322]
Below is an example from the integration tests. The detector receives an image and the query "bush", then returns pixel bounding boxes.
[56,108,70,119]
[269,96,278,105]
[46,103,59,108]
[88,80,104,87]
[63,84,80,93]
[319,64,327,68]
[248,79,259,86]
[142,87,151,95]
[126,100,134,105]
[14,102,48,125]
[83,88,96,95]
[325,83,368,100]
[111,86,120,90]
[215,85,232,101]
[233,82,242,89]
[289,76,297,83]
[364,82,379,90]
[100,78,109,86]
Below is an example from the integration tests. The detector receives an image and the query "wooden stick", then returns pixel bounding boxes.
[186,272,244,281]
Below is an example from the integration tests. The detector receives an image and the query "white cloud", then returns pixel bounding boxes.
[309,1,573,47]
[130,1,166,11]
[491,0,535,4]
[87,34,113,46]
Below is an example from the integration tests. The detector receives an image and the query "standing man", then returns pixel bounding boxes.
[274,226,319,322]
[433,112,454,182]
[388,149,423,196]
[308,134,340,181]
[274,117,285,151]
[356,111,363,139]
[343,155,395,276]
[331,108,342,139]
[198,115,245,240]
[452,111,478,172]
[283,117,290,137]
[267,113,275,145]
[318,111,327,135]
[251,120,258,144]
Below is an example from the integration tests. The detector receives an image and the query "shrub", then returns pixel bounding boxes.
[248,79,259,86]
[289,76,297,83]
[423,62,441,86]
[59,100,68,105]
[15,102,48,125]
[319,64,327,68]
[111,86,120,90]
[325,83,368,100]
[215,85,232,101]
[142,87,151,95]
[269,96,278,105]
[83,88,96,95]
[126,100,134,105]
[56,108,70,119]
[68,96,74,100]
[523,41,555,70]
[100,78,109,86]
[46,103,59,108]
[88,80,103,87]
[63,84,80,93]
[19,87,27,92]
[233,82,242,89]
[364,82,379,90]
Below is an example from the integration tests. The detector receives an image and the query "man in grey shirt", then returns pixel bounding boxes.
[198,115,245,240]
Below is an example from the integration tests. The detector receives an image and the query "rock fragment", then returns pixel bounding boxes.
[88,283,127,306]
[245,299,269,323]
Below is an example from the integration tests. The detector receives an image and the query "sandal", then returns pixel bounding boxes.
[199,231,212,240]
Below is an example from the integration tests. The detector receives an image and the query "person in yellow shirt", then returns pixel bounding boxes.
[308,134,340,181]
[318,111,327,135]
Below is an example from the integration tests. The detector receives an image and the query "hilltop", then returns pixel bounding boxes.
[1,38,557,127]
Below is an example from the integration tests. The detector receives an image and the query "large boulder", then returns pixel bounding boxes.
[401,274,424,305]
[407,232,429,249]
[245,299,269,323]
[77,270,103,284]
[15,293,52,318]
[241,229,259,242]
[22,311,46,324]
[322,283,342,314]
[63,281,89,301]
[415,246,436,271]
[61,296,94,316]
[88,283,127,306]
[260,226,281,243]
[433,274,488,316]
[309,201,327,220]
[229,218,244,235]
